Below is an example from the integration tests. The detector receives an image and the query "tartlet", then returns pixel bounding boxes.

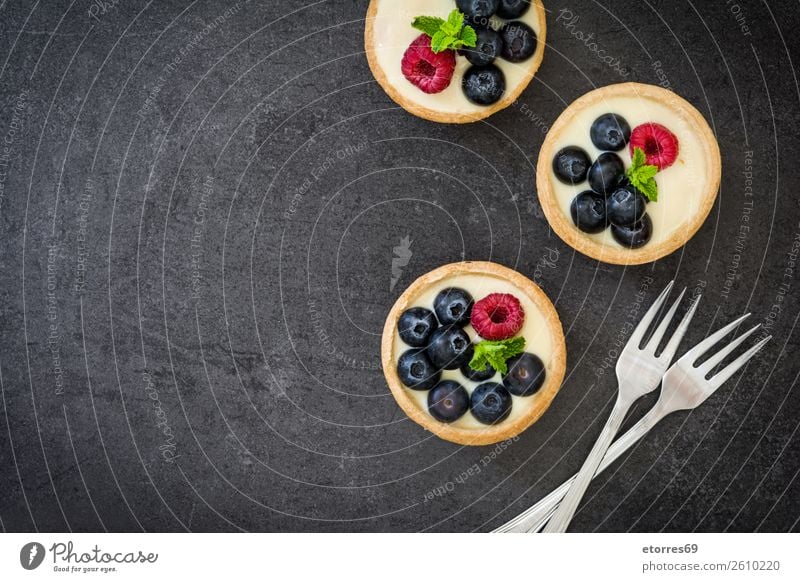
[537,82,722,265]
[381,261,566,446]
[365,0,547,124]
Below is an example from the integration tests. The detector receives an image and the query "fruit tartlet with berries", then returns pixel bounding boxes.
[537,83,722,265]
[382,261,566,446]
[365,1,546,123]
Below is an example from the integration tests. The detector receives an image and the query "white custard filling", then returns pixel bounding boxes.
[392,273,555,430]
[550,96,709,247]
[370,0,544,115]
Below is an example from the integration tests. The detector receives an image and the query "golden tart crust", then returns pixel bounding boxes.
[365,0,547,124]
[537,82,722,265]
[381,261,566,446]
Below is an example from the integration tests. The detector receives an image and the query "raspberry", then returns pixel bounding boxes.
[629,123,679,170]
[401,35,455,94]
[470,293,525,341]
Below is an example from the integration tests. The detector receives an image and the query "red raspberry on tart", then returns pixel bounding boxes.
[471,293,525,340]
[401,34,455,94]
[629,122,679,170]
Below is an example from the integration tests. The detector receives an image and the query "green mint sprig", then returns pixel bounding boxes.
[412,9,477,54]
[626,147,659,202]
[469,336,526,376]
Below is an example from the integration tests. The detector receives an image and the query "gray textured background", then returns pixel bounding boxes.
[0,0,799,532]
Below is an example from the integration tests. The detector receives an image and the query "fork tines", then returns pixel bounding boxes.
[681,313,772,386]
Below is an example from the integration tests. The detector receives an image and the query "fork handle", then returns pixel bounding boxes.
[541,397,632,532]
[494,405,664,533]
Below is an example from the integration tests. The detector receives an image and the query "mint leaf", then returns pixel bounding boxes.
[637,178,658,202]
[460,25,478,48]
[626,146,660,202]
[412,15,445,38]
[469,337,526,376]
[447,9,463,29]
[637,165,658,181]
[430,30,450,53]
[411,9,477,53]
[440,22,457,38]
[631,146,646,169]
[446,9,464,33]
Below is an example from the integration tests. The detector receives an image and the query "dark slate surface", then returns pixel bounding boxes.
[0,0,798,533]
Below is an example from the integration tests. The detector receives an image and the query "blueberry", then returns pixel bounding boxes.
[588,152,626,196]
[460,361,496,382]
[552,146,590,184]
[428,380,470,423]
[570,190,607,234]
[397,307,438,347]
[462,65,505,106]
[470,382,512,424]
[606,185,646,227]
[433,287,473,326]
[456,0,500,20]
[464,26,503,66]
[426,326,474,370]
[503,352,546,396]
[496,0,531,19]
[611,213,653,248]
[590,113,631,151]
[397,349,440,391]
[500,21,537,62]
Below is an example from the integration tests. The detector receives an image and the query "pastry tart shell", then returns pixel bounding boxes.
[381,261,566,446]
[536,82,722,265]
[365,0,547,124]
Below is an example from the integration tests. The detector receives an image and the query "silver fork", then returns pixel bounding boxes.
[541,282,692,532]
[495,313,770,533]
